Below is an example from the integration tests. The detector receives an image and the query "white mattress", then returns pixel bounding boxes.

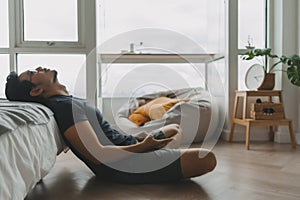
[0,116,64,200]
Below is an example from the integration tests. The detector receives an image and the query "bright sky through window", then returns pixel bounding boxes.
[23,0,78,41]
[98,0,224,54]
[0,55,9,97]
[238,0,266,49]
[0,0,9,47]
[97,0,225,97]
[238,0,266,90]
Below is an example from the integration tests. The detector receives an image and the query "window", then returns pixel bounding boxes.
[0,55,9,98]
[102,63,206,97]
[0,0,9,47]
[238,0,267,90]
[23,0,78,41]
[97,0,224,54]
[1,0,94,102]
[238,0,266,49]
[97,0,225,97]
[17,54,86,98]
[16,0,84,47]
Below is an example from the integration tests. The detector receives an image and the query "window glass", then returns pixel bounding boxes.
[18,54,86,98]
[238,0,267,90]
[97,0,225,97]
[23,0,78,41]
[101,63,205,97]
[0,55,10,98]
[97,0,224,54]
[238,0,266,49]
[0,0,9,47]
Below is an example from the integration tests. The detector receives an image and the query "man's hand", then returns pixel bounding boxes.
[134,131,149,142]
[140,134,173,151]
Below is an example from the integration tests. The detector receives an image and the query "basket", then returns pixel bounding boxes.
[250,102,284,120]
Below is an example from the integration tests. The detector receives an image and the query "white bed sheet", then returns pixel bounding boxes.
[0,116,64,200]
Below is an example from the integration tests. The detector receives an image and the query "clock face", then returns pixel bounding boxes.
[245,64,265,90]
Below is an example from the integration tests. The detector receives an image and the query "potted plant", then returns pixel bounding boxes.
[242,48,300,89]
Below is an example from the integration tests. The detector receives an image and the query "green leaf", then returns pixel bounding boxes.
[264,48,272,55]
[287,66,300,86]
[269,54,278,58]
[280,56,288,63]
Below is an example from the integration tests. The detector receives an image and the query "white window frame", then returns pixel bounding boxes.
[15,0,86,48]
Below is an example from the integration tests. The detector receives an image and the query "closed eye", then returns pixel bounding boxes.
[28,69,38,74]
[27,69,38,82]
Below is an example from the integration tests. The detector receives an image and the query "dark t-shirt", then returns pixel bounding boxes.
[45,95,137,146]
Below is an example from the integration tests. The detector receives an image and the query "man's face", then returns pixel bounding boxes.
[19,67,58,86]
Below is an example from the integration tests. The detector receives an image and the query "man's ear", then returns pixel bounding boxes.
[30,86,44,97]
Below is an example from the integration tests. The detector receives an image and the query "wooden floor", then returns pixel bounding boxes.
[26,141,300,200]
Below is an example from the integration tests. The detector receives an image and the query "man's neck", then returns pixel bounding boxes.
[42,82,70,98]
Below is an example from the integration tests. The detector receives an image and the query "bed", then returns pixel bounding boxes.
[0,99,65,200]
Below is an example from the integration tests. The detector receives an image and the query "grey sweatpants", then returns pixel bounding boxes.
[92,148,183,184]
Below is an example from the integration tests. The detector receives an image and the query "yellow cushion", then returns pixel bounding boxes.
[129,97,189,126]
[128,113,150,127]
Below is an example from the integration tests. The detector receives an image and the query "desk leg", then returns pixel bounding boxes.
[269,126,274,141]
[229,122,235,142]
[288,121,297,149]
[245,123,250,150]
[230,95,239,142]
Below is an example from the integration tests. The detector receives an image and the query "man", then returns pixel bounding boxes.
[5,67,216,183]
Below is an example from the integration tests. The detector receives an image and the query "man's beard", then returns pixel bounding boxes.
[53,70,58,82]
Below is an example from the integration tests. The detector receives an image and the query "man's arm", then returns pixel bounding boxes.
[64,120,173,164]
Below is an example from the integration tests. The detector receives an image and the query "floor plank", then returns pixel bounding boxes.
[26,141,300,200]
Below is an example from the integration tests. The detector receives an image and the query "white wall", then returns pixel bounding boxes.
[298,0,300,144]
[273,0,299,144]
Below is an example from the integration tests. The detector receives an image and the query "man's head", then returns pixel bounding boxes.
[5,67,59,102]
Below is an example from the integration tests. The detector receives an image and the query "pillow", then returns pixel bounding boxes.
[128,113,150,127]
[129,97,189,126]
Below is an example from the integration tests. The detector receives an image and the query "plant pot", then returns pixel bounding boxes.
[258,73,275,90]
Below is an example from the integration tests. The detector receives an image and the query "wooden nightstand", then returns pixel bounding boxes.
[229,90,296,150]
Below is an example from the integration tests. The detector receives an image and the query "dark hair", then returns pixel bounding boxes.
[5,72,43,103]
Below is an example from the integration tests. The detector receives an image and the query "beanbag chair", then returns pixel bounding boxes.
[115,87,211,143]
